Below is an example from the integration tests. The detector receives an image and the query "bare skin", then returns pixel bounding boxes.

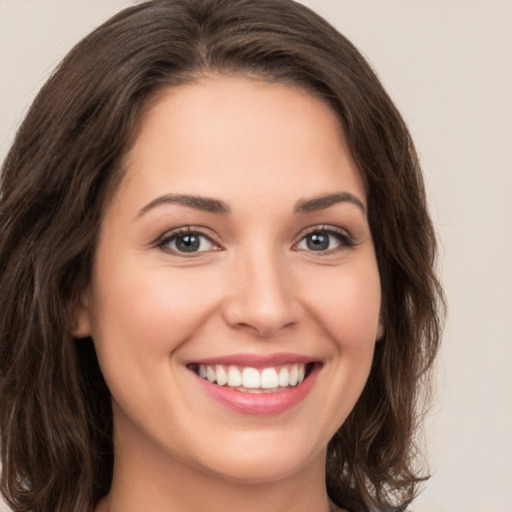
[76,75,380,512]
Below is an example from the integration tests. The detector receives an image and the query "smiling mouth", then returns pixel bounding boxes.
[188,362,317,393]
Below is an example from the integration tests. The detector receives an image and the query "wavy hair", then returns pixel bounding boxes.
[0,1,444,511]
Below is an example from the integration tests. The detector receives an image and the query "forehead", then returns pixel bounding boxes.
[116,75,365,215]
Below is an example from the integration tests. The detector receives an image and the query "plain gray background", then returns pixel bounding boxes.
[1,1,511,511]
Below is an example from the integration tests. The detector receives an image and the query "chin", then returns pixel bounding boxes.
[189,432,327,485]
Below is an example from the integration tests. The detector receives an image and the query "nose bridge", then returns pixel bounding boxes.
[223,240,298,336]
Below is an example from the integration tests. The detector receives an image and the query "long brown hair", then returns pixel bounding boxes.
[0,1,444,511]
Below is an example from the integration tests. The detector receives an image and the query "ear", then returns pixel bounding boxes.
[71,292,92,339]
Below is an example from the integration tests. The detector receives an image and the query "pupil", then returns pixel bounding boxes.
[176,234,200,252]
[307,233,329,251]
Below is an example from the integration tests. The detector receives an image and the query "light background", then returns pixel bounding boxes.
[1,1,511,511]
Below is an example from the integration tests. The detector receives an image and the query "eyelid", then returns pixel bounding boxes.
[292,224,357,254]
[152,224,357,256]
[154,225,224,254]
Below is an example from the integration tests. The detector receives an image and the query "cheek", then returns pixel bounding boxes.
[293,258,380,437]
[89,259,223,359]
[301,260,381,352]
[87,260,226,431]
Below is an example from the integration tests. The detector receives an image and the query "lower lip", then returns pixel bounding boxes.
[192,366,319,415]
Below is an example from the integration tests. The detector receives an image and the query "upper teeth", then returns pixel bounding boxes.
[197,364,306,391]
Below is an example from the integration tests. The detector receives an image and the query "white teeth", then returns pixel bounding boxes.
[261,368,279,389]
[242,367,260,388]
[196,362,308,391]
[215,365,228,386]
[298,365,305,383]
[278,367,290,387]
[227,366,242,387]
[289,364,299,386]
[206,366,216,383]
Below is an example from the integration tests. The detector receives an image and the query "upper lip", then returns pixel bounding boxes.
[185,352,320,369]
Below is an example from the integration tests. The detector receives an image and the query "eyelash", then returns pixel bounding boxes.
[156,226,222,255]
[155,225,356,256]
[293,225,356,255]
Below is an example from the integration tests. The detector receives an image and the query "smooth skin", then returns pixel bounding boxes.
[75,75,382,512]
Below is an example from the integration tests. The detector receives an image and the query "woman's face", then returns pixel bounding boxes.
[76,76,381,484]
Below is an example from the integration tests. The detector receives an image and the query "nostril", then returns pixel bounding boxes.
[222,298,300,338]
[221,262,299,336]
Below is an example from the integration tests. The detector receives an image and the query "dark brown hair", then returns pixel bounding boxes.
[0,1,444,511]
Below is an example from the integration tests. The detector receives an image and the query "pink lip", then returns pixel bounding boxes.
[186,352,317,369]
[189,359,320,416]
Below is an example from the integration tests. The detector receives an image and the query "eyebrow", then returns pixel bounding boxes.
[294,192,366,215]
[137,191,365,219]
[137,194,230,217]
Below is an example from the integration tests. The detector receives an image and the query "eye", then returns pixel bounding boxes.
[295,227,354,253]
[157,228,220,255]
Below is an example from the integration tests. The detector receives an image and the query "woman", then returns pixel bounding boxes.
[0,1,444,511]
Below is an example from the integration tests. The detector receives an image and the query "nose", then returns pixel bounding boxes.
[222,248,300,338]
